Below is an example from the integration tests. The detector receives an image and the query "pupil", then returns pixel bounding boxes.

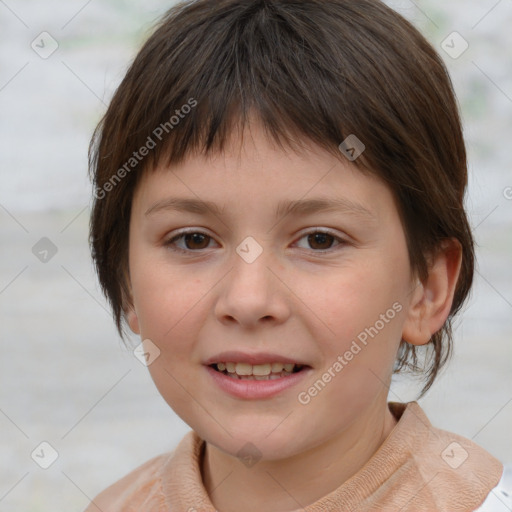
[185,233,209,249]
[308,233,333,250]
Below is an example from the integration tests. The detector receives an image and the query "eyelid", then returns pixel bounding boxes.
[168,227,214,238]
[295,227,344,239]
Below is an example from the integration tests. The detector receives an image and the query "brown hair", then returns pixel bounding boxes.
[89,0,474,396]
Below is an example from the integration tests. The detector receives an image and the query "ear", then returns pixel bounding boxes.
[402,239,462,346]
[126,306,140,335]
[123,268,140,335]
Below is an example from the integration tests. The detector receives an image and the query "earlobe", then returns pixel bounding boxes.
[402,240,462,346]
[126,307,140,335]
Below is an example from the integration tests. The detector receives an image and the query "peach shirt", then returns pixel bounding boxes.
[84,402,503,512]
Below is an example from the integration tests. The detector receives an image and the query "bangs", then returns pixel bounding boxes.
[91,0,423,182]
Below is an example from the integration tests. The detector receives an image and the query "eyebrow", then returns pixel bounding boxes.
[145,196,375,220]
[275,197,375,220]
[145,198,225,217]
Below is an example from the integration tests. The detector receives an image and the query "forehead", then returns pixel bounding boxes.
[133,120,397,226]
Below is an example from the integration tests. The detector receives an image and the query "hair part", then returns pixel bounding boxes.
[89,0,475,397]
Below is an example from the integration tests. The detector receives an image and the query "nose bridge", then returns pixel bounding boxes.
[229,239,274,301]
[214,237,289,326]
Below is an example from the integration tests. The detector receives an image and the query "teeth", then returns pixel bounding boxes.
[253,364,271,376]
[226,372,293,380]
[235,362,253,375]
[214,361,304,378]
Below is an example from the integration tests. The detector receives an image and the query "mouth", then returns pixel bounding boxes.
[209,362,308,380]
[204,351,313,399]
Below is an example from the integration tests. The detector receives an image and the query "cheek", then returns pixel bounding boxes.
[130,264,207,415]
[304,263,406,343]
[130,253,205,349]
[299,259,409,405]
[302,272,406,415]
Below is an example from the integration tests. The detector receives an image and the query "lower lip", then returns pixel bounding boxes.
[205,365,311,400]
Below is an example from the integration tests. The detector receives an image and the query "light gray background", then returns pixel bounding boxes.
[0,1,511,510]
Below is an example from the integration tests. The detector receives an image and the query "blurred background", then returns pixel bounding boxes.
[0,0,511,510]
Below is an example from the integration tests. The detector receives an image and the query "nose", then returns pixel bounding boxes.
[214,247,291,329]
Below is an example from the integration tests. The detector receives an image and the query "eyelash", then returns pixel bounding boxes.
[164,228,347,255]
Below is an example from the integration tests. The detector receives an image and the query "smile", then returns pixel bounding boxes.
[211,362,305,380]
[206,362,311,399]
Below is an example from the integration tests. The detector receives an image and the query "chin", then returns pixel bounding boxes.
[199,421,309,463]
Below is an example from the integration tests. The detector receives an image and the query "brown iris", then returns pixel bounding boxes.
[307,232,335,250]
[183,233,211,250]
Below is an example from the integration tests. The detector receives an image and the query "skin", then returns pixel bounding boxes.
[126,119,461,511]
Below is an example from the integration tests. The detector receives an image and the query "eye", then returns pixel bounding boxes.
[165,229,346,254]
[295,230,344,251]
[165,230,217,252]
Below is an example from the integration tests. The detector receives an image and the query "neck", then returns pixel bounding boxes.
[201,399,397,512]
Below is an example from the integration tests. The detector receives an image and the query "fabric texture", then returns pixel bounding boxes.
[84,402,503,512]
[474,463,512,511]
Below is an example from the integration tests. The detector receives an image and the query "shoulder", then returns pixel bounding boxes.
[83,452,172,512]
[474,464,512,512]
[385,402,504,511]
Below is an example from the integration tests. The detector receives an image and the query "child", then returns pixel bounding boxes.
[85,1,510,510]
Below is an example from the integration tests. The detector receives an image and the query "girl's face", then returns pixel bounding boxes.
[127,122,417,461]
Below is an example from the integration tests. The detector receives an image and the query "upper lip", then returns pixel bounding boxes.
[203,351,310,366]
